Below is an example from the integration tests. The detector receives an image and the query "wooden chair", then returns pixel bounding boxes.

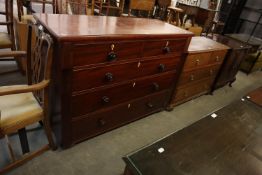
[0,0,15,51]
[66,0,95,15]
[93,0,125,16]
[0,24,56,174]
[154,0,171,20]
[166,6,183,26]
[17,0,58,20]
[0,0,28,74]
[122,0,156,18]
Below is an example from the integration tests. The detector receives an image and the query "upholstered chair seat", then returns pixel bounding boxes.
[0,85,43,135]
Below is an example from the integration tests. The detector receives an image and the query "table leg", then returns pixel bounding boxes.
[18,128,30,154]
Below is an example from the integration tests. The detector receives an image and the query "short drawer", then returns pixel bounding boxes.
[183,52,212,70]
[71,71,176,117]
[143,39,188,57]
[72,56,181,91]
[209,50,227,64]
[178,64,220,86]
[71,90,170,143]
[173,78,213,104]
[72,42,142,66]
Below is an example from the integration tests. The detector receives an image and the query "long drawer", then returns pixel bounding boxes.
[71,71,176,118]
[72,56,180,91]
[71,90,170,143]
[71,39,187,67]
[177,64,220,87]
[173,77,213,104]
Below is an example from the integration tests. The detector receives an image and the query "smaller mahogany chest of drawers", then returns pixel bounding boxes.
[34,14,193,148]
[169,36,229,107]
[210,34,251,90]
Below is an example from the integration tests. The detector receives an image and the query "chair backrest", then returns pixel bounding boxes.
[17,0,58,21]
[94,0,124,16]
[66,0,94,15]
[128,0,156,17]
[0,0,15,50]
[27,24,53,104]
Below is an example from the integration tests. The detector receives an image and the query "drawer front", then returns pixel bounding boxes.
[209,50,227,64]
[178,64,220,87]
[72,42,142,66]
[72,90,170,143]
[183,52,212,70]
[72,57,180,91]
[143,39,187,57]
[173,78,213,104]
[71,71,176,117]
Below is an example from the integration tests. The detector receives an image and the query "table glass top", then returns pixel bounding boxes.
[123,97,262,175]
[226,33,262,47]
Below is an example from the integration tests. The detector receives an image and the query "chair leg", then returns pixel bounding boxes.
[18,128,30,154]
[5,135,16,162]
[42,120,57,150]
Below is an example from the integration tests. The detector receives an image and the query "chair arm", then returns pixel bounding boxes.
[0,51,27,58]
[0,80,50,96]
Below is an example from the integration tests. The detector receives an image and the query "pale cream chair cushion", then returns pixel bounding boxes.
[0,32,12,49]
[21,15,34,22]
[0,85,43,134]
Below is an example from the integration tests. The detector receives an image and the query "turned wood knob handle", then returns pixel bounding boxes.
[107,52,117,61]
[216,56,220,62]
[147,102,154,108]
[102,96,110,104]
[153,82,160,91]
[105,73,113,81]
[98,119,106,126]
[158,64,166,72]
[163,46,171,54]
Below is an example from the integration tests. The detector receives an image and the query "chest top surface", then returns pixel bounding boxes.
[34,14,193,41]
[188,36,229,53]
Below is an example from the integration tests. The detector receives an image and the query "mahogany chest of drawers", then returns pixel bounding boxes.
[169,36,229,107]
[210,34,251,91]
[34,14,193,148]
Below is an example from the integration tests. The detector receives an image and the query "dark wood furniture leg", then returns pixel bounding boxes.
[18,128,30,154]
[123,166,134,175]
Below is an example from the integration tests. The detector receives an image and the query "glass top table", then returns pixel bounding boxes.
[123,88,262,175]
[225,34,262,53]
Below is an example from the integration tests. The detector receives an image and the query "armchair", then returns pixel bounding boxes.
[0,24,56,174]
